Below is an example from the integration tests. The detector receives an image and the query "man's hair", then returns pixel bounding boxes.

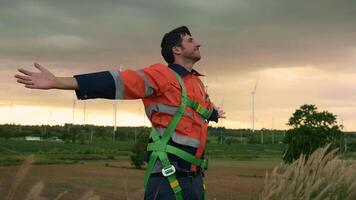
[161,26,191,64]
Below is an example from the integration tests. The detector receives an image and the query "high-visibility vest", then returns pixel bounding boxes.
[77,63,215,199]
[109,63,214,171]
[144,71,210,200]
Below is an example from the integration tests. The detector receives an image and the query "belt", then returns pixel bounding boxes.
[151,169,204,178]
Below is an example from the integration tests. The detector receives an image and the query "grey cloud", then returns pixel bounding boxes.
[1,0,355,73]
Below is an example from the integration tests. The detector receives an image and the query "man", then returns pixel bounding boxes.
[15,26,225,200]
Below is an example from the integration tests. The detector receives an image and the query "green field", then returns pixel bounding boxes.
[0,138,355,199]
[0,139,286,165]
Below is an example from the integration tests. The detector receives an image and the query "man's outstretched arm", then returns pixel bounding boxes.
[15,62,162,100]
[15,62,78,90]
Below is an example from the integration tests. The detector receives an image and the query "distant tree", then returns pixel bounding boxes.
[130,129,150,169]
[0,127,12,140]
[283,104,344,163]
[77,131,87,145]
[246,132,260,144]
[70,126,81,143]
[0,127,5,139]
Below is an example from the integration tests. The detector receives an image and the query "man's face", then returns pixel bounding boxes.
[175,34,201,63]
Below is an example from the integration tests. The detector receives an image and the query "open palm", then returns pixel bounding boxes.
[15,63,56,89]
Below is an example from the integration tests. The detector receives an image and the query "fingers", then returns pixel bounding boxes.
[218,108,226,119]
[14,74,31,81]
[16,79,34,85]
[18,68,34,76]
[219,114,226,119]
[25,84,37,89]
[34,62,44,71]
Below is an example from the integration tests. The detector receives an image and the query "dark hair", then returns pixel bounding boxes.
[161,26,191,64]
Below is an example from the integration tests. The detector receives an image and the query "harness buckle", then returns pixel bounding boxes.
[162,165,176,177]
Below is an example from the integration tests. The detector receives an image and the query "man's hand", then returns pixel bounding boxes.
[15,62,57,89]
[15,62,78,90]
[214,104,226,119]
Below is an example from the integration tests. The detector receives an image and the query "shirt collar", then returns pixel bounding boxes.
[168,63,204,77]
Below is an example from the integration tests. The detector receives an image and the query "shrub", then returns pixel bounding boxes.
[130,130,149,169]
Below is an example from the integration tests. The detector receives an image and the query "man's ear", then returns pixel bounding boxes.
[172,46,182,55]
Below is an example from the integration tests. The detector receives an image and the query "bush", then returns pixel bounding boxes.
[130,130,149,169]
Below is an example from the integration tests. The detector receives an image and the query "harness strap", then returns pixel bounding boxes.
[186,98,213,120]
[143,71,208,200]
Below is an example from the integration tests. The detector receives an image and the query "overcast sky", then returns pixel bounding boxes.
[1,0,356,130]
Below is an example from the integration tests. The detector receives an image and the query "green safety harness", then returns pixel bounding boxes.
[143,72,213,200]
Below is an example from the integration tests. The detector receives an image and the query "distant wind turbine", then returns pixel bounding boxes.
[72,99,76,124]
[113,65,123,141]
[83,101,87,125]
[113,101,117,141]
[251,80,258,132]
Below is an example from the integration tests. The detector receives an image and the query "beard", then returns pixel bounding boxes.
[183,50,201,63]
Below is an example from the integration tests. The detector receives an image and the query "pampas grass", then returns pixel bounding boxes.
[79,189,101,200]
[53,190,68,200]
[25,181,46,200]
[5,154,34,200]
[1,154,104,200]
[261,144,356,200]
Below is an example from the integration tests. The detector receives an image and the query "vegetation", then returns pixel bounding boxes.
[283,104,345,163]
[262,144,356,200]
[130,129,150,169]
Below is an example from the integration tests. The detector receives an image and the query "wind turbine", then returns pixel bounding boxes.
[251,80,258,132]
[72,99,76,124]
[113,65,123,141]
[113,101,117,141]
[83,101,87,125]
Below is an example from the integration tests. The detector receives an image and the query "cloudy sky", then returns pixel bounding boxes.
[1,0,356,130]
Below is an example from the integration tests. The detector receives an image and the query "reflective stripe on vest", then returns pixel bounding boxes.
[145,103,207,124]
[155,127,200,148]
[109,69,124,99]
[135,70,154,97]
[145,103,193,118]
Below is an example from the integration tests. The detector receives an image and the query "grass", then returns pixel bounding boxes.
[1,138,355,199]
[0,139,287,169]
[262,144,356,200]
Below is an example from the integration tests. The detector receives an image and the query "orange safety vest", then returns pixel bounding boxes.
[110,63,214,171]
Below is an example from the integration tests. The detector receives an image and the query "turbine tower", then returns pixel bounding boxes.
[251,80,258,132]
[83,101,86,125]
[113,65,123,141]
[72,99,76,124]
[113,101,117,141]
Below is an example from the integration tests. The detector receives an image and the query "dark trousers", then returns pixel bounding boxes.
[144,173,205,200]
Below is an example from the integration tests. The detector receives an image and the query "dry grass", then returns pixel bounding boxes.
[78,189,101,200]
[1,155,142,200]
[5,154,34,200]
[25,181,46,200]
[52,190,68,200]
[261,144,356,200]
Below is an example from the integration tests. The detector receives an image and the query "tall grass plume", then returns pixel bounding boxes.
[262,144,356,200]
